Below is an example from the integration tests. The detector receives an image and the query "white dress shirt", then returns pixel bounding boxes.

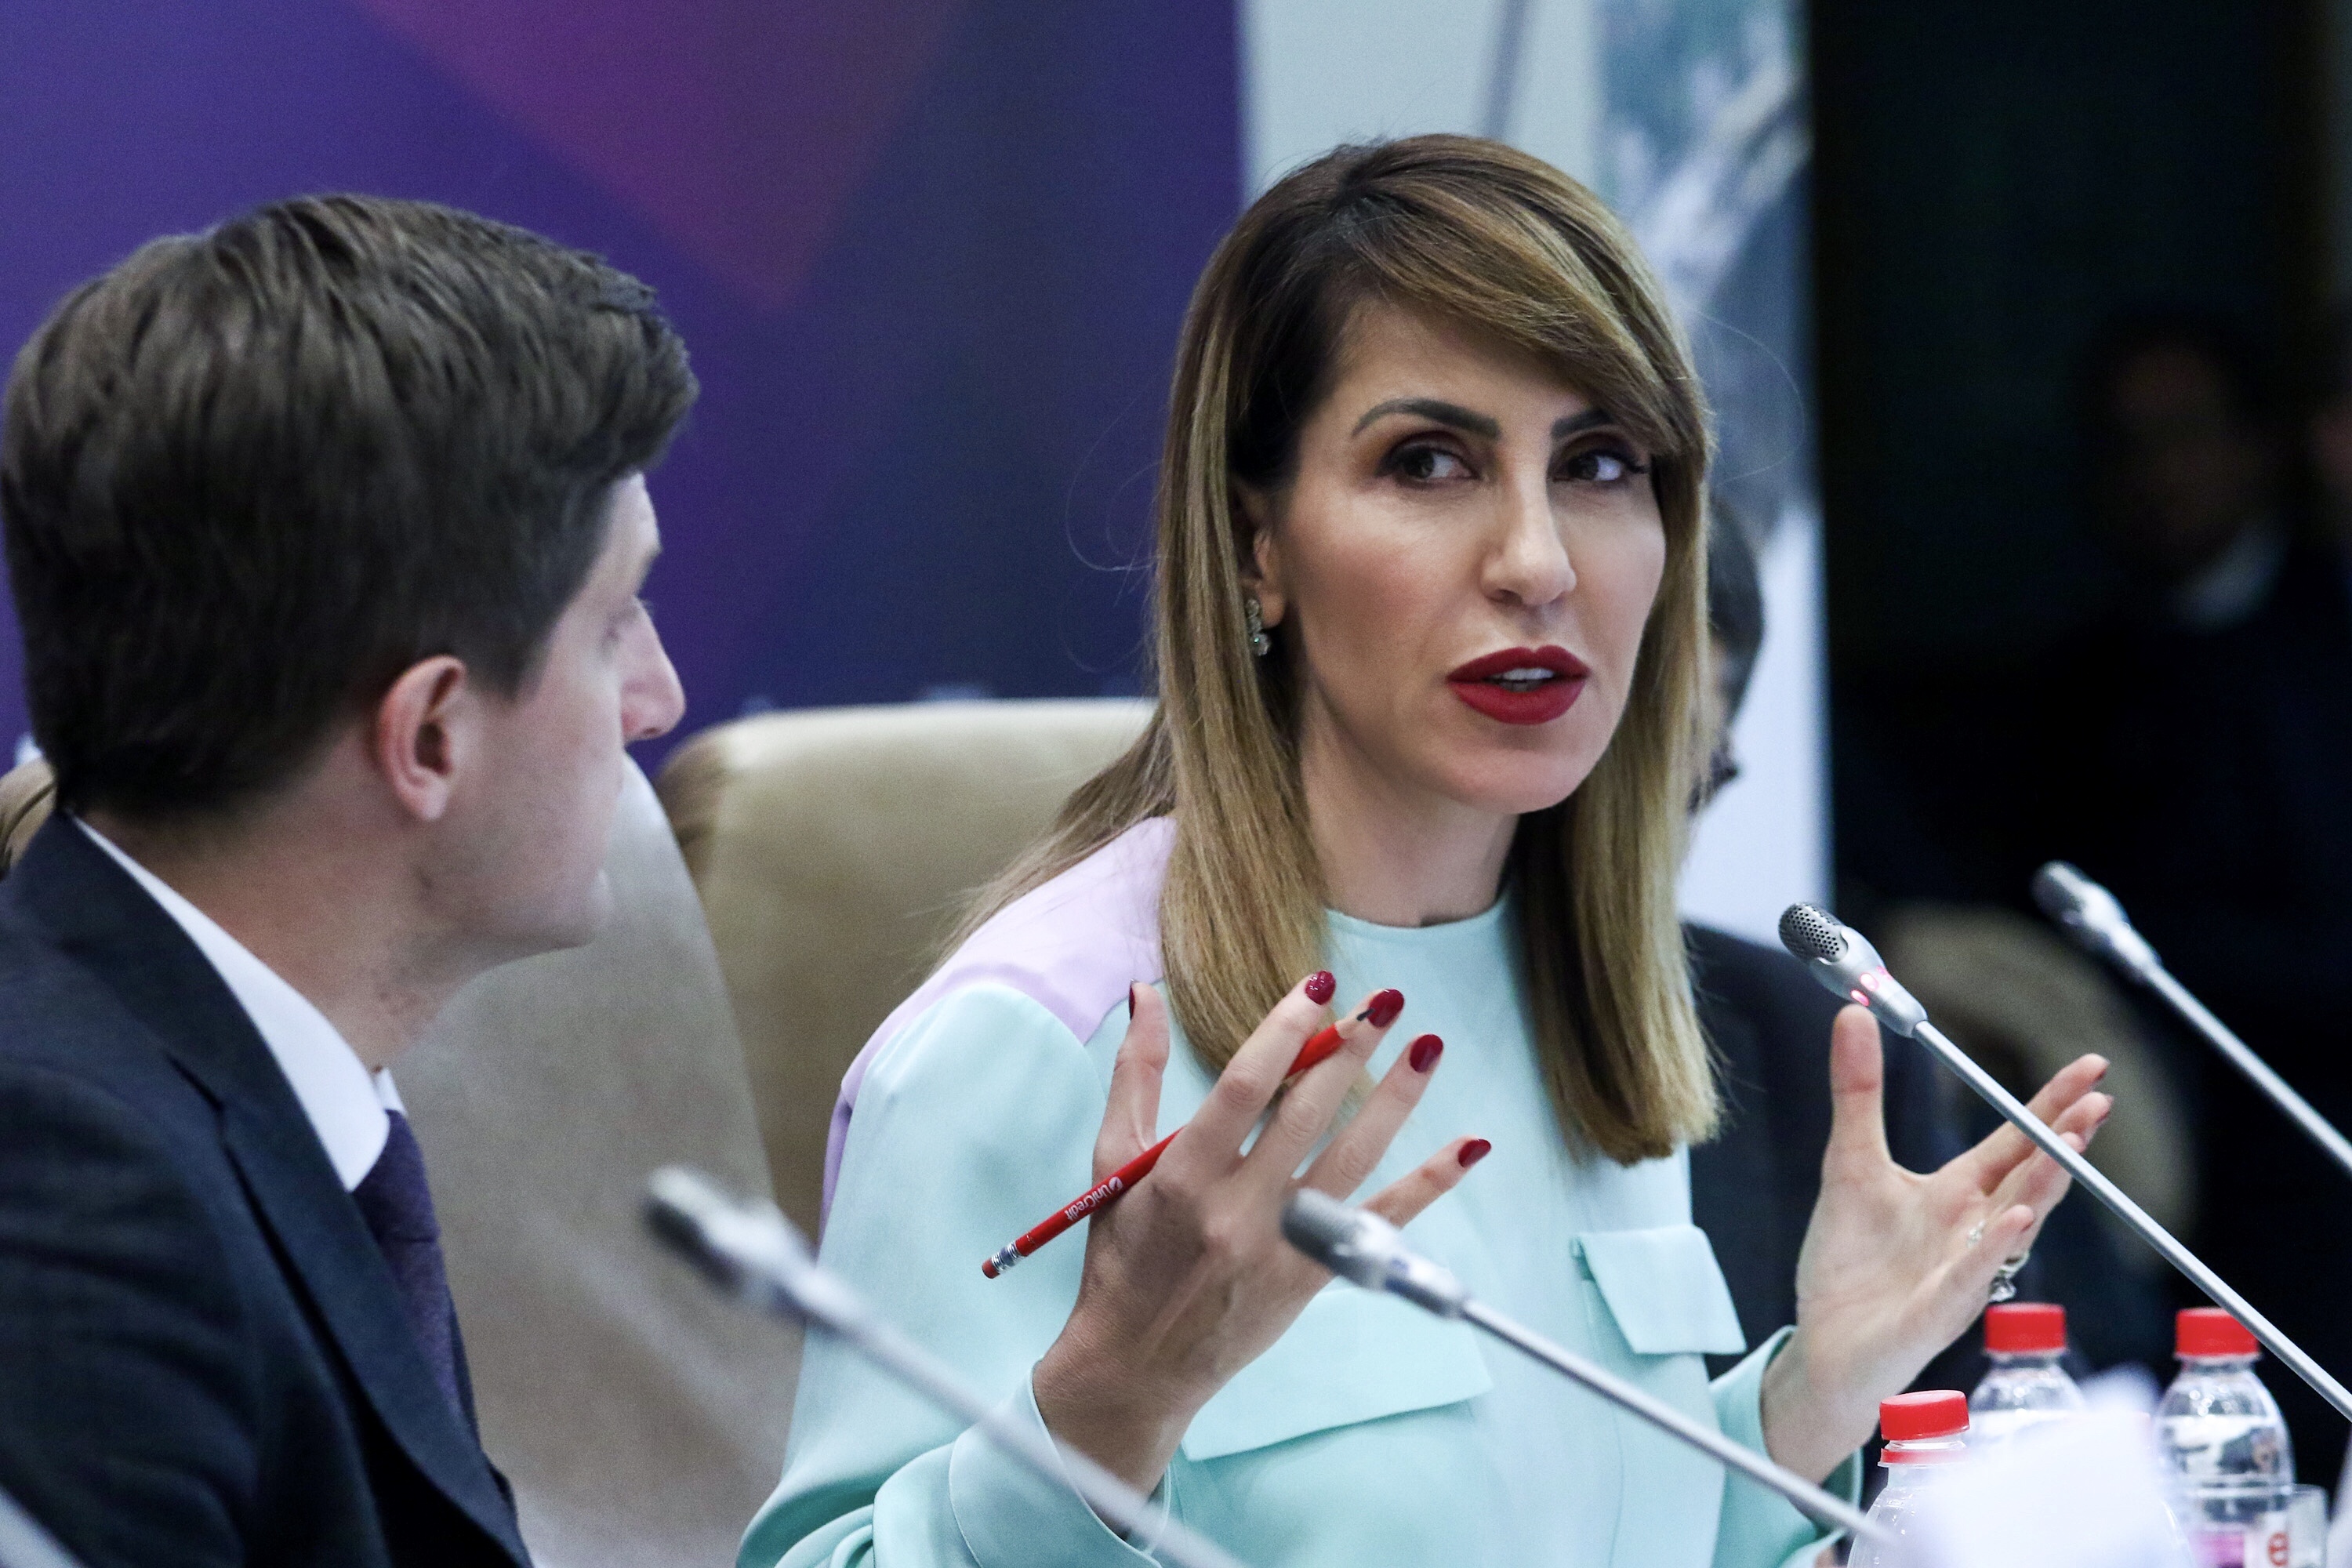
[76,818,401,1190]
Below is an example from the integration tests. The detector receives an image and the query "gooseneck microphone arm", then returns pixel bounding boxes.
[1777,904,2352,1423]
[644,1167,1254,1568]
[1280,1189,1888,1546]
[2032,861,2352,1186]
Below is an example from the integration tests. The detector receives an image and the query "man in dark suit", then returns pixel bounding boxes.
[1684,510,1958,1369]
[0,196,695,1566]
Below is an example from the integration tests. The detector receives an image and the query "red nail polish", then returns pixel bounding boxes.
[1364,989,1404,1028]
[1458,1138,1492,1170]
[1305,970,1336,1005]
[1408,1034,1443,1073]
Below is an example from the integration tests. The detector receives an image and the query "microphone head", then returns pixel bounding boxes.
[2030,861,2091,924]
[645,1165,857,1327]
[1778,903,1849,964]
[1280,1190,1468,1316]
[1282,1189,1388,1291]
[1776,903,1928,1037]
[645,1165,754,1294]
[2029,861,2158,975]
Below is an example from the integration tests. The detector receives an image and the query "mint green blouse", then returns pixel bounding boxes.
[742,895,1857,1568]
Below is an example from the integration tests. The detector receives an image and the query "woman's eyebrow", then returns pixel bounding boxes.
[1552,408,1616,440]
[1351,397,1501,439]
[1348,398,1620,442]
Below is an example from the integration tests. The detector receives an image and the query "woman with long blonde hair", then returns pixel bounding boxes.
[746,136,2109,1568]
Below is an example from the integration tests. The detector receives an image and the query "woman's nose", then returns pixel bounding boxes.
[1486,469,1576,606]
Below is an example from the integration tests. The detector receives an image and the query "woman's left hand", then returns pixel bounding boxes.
[1759,1005,2114,1483]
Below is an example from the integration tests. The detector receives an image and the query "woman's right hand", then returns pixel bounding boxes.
[1031,972,1485,1493]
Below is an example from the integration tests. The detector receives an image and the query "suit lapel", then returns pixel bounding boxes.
[219,1102,527,1560]
[2,819,528,1564]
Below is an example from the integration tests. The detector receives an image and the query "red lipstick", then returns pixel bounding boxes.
[1446,645,1589,725]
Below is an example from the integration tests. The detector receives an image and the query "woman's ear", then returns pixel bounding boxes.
[1233,482,1287,629]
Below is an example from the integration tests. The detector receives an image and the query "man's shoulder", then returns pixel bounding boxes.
[0,989,395,1568]
[0,902,200,1102]
[0,857,253,1268]
[1686,923,1841,1034]
[0,929,254,1288]
[0,879,408,1568]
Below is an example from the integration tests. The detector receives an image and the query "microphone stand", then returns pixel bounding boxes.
[2034,861,2352,1186]
[1779,904,2352,1424]
[644,1167,1254,1568]
[1280,1189,1888,1547]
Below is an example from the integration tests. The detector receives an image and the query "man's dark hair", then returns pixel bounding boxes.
[2,194,696,819]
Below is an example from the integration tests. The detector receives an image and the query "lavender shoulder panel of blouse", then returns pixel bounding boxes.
[820,815,1175,1226]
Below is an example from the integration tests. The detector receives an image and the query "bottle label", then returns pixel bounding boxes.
[2190,1512,2291,1568]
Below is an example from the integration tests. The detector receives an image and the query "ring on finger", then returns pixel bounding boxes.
[1965,1221,1985,1248]
[1988,1250,2031,1304]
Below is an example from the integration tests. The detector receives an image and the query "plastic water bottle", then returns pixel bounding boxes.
[1849,1389,1969,1568]
[2158,1308,2295,1567]
[1969,1301,2087,1444]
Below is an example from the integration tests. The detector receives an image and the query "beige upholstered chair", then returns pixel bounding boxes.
[0,757,792,1568]
[405,767,793,1567]
[655,699,1152,1236]
[0,760,55,867]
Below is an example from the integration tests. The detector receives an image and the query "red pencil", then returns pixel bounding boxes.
[981,993,1399,1278]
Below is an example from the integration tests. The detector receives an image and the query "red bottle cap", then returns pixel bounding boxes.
[1984,1302,2067,1354]
[1880,1389,1969,1443]
[2177,1308,2259,1359]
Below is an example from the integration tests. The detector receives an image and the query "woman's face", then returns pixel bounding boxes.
[1248,300,1668,821]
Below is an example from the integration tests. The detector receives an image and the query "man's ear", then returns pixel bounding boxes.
[372,655,473,823]
[1233,481,1287,629]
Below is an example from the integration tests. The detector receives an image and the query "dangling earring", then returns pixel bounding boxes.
[1243,596,1272,657]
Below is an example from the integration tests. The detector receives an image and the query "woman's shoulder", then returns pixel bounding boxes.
[823,816,1174,1216]
[906,814,1174,1046]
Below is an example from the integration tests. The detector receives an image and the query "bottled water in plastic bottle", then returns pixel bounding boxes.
[2158,1308,2294,1567]
[1969,1301,2086,1445]
[1849,1389,1969,1568]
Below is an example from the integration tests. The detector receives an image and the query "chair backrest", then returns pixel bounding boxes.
[655,699,1152,1236]
[0,757,792,1568]
[0,759,56,869]
[403,765,792,1567]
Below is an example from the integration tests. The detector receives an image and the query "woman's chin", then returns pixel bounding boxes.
[1426,751,1598,819]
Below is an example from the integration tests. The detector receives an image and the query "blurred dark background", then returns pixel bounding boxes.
[1812,0,2352,1485]
[1813,0,2322,685]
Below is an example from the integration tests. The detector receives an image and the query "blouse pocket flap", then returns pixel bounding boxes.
[1576,1225,1748,1356]
[1178,1282,1494,1461]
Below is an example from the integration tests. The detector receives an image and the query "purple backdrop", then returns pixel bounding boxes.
[0,1,1240,763]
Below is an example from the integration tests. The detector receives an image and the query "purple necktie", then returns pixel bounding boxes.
[351,1109,470,1426]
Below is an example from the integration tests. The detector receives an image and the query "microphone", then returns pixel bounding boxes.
[1778,903,2352,1424]
[1280,1190,1886,1546]
[2032,860,2352,1185]
[1280,1186,1472,1316]
[644,1167,1254,1568]
[2028,862,2158,977]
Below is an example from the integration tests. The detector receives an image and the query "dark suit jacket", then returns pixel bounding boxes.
[0,817,528,1568]
[1686,924,1958,1372]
